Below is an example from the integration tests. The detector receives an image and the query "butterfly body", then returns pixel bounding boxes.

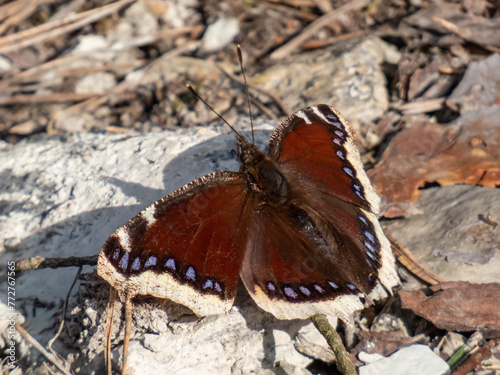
[97,104,398,323]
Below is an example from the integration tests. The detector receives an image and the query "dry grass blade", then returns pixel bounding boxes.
[270,0,370,60]
[48,267,83,353]
[0,93,97,105]
[260,1,318,21]
[398,98,446,115]
[15,323,74,375]
[63,40,201,114]
[0,0,41,36]
[387,233,445,285]
[0,0,135,54]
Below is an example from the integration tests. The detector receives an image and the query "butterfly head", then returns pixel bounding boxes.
[237,139,290,206]
[237,138,263,167]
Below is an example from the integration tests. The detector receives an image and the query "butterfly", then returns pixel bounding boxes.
[97,104,398,329]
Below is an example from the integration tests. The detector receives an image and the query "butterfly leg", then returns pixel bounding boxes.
[105,287,117,375]
[121,299,133,375]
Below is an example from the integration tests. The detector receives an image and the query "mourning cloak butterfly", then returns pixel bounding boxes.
[97,104,398,323]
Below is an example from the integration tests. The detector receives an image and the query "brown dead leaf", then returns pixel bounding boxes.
[352,330,427,358]
[405,1,500,48]
[433,16,500,49]
[368,106,500,217]
[408,54,453,101]
[399,281,500,338]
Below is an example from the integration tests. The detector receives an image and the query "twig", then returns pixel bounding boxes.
[105,288,118,375]
[48,266,83,352]
[0,93,97,105]
[310,314,357,375]
[250,97,278,119]
[0,0,41,36]
[260,1,318,21]
[15,255,98,272]
[270,0,370,60]
[0,0,136,54]
[452,339,499,375]
[0,24,199,89]
[387,233,445,285]
[0,62,144,95]
[398,98,446,115]
[301,29,367,50]
[63,40,201,113]
[15,323,74,375]
[263,0,318,8]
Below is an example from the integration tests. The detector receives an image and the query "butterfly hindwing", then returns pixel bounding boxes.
[240,193,395,321]
[97,171,252,316]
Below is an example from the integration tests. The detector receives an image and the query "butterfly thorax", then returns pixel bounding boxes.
[238,140,290,206]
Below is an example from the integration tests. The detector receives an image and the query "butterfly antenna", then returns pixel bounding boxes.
[236,44,255,145]
[186,84,246,144]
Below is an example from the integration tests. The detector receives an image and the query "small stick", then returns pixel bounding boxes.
[0,0,135,53]
[15,323,74,375]
[270,0,370,60]
[105,288,118,375]
[310,314,357,375]
[48,266,83,352]
[122,300,133,375]
[387,234,444,285]
[0,92,96,105]
[15,255,98,272]
[452,339,499,375]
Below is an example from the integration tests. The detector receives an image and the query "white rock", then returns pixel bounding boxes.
[73,35,109,54]
[107,1,158,44]
[0,55,13,73]
[359,344,451,375]
[202,17,240,52]
[74,72,116,94]
[358,351,385,363]
[162,0,199,28]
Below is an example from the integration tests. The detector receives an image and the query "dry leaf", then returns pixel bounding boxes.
[399,281,500,338]
[369,107,500,217]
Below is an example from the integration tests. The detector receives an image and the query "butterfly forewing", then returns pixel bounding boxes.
[268,104,380,213]
[97,171,252,316]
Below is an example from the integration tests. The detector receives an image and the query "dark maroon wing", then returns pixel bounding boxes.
[267,104,380,213]
[97,171,252,316]
[240,192,398,321]
[240,105,398,320]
